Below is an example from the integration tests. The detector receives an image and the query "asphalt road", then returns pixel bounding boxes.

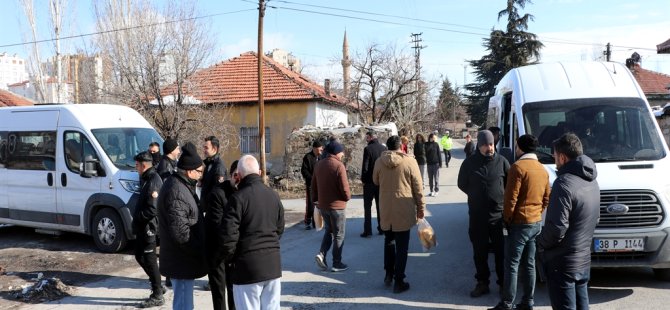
[25,142,670,309]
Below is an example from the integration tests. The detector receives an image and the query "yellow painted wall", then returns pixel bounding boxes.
[213,101,309,175]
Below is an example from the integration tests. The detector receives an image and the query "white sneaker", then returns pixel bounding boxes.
[433,191,439,197]
[315,253,327,271]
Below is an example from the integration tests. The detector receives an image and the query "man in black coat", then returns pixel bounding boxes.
[157,142,207,310]
[361,131,387,237]
[132,151,164,308]
[301,140,324,230]
[202,136,227,211]
[157,138,180,181]
[221,155,285,309]
[205,160,240,310]
[458,130,510,298]
[538,133,599,310]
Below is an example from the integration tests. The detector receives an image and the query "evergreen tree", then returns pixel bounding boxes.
[436,78,461,123]
[465,0,543,126]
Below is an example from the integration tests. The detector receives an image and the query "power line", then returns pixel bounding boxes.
[0,9,256,49]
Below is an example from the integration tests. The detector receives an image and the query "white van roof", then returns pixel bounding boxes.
[496,61,645,104]
[0,104,153,130]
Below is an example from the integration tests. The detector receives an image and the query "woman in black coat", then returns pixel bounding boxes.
[413,133,427,185]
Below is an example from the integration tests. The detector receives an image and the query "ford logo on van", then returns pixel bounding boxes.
[606,204,629,214]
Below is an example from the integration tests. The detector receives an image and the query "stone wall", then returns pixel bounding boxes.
[657,115,670,146]
[281,126,392,192]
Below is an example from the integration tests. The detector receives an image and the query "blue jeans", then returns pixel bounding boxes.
[319,209,346,264]
[172,278,195,310]
[545,265,590,310]
[501,222,542,308]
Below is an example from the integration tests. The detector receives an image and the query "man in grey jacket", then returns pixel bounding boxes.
[538,133,599,310]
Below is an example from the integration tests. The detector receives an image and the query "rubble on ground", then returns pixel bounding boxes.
[10,273,70,303]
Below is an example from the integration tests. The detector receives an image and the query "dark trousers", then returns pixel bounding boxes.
[208,262,235,310]
[443,149,451,167]
[134,239,162,297]
[384,230,410,282]
[363,183,381,234]
[545,265,590,310]
[468,218,504,286]
[320,209,346,264]
[304,185,315,226]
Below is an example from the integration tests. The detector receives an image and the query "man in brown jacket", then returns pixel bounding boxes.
[312,141,351,272]
[490,134,550,310]
[373,136,425,294]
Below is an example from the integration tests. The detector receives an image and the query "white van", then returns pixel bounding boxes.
[488,61,670,280]
[0,104,162,252]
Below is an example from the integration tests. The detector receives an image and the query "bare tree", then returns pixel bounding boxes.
[350,42,420,129]
[93,0,233,146]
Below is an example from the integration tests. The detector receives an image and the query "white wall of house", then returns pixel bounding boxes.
[306,102,348,128]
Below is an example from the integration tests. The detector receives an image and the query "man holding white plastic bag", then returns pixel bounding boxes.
[373,135,425,294]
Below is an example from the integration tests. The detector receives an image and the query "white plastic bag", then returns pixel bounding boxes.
[417,218,437,251]
[314,206,324,231]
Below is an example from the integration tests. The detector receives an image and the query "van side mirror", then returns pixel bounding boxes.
[81,155,100,178]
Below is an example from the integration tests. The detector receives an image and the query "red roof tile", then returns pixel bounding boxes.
[0,89,34,107]
[164,52,347,106]
[658,38,670,54]
[630,64,670,95]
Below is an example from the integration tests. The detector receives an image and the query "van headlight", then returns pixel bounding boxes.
[119,179,140,193]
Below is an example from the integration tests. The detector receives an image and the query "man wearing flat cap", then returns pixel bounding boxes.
[490,134,550,310]
[312,141,351,272]
[458,130,510,298]
[132,151,165,308]
[157,142,208,310]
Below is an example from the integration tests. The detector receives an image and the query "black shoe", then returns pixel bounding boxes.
[384,273,393,286]
[515,304,534,310]
[470,282,490,298]
[165,278,171,288]
[487,302,513,310]
[305,224,312,230]
[393,281,410,293]
[331,262,349,272]
[360,232,371,238]
[139,295,164,308]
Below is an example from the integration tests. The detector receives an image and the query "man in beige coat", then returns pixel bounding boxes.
[373,135,425,294]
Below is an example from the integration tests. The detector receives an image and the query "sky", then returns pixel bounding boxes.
[2,0,670,95]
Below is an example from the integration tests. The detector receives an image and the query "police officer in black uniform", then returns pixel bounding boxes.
[132,151,165,308]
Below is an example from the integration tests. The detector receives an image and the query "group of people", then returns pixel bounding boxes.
[131,136,285,310]
[457,130,600,310]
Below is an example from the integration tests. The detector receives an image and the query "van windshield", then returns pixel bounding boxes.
[522,97,666,164]
[91,128,163,170]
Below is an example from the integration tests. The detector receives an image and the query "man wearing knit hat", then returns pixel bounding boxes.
[157,138,180,181]
[312,140,351,272]
[458,130,510,298]
[157,142,207,310]
[489,134,550,310]
[301,140,324,230]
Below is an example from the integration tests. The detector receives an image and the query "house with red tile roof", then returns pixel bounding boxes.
[658,38,670,54]
[628,63,670,107]
[0,88,34,107]
[154,51,351,175]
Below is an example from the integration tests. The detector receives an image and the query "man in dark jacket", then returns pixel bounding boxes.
[425,133,442,196]
[458,130,510,298]
[301,140,324,230]
[202,136,227,211]
[132,151,164,308]
[538,133,599,310]
[157,138,180,180]
[361,131,387,237]
[148,142,161,167]
[221,155,285,309]
[464,134,476,158]
[157,142,207,310]
[206,160,240,310]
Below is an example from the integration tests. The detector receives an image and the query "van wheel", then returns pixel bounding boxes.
[92,209,127,253]
[653,268,670,281]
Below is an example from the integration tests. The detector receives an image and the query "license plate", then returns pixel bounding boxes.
[594,238,644,252]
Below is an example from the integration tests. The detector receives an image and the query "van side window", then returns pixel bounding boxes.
[3,131,57,171]
[64,131,99,173]
[0,131,7,167]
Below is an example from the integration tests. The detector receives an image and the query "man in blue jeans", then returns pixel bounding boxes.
[489,135,550,310]
[312,141,351,272]
[538,133,600,310]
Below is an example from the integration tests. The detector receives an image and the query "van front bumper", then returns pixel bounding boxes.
[591,228,670,269]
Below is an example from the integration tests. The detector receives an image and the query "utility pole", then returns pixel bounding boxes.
[604,42,611,62]
[51,0,63,103]
[410,33,425,114]
[257,0,267,182]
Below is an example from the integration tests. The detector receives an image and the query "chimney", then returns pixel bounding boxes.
[324,79,331,96]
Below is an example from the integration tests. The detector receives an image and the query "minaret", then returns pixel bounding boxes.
[341,30,351,99]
